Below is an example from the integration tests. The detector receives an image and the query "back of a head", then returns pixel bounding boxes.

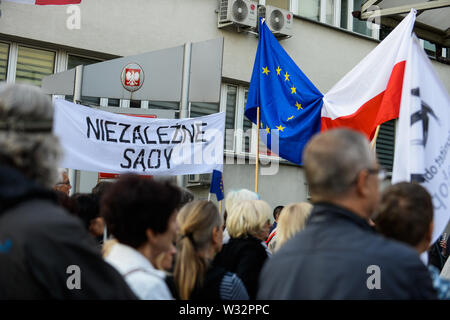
[227,200,271,239]
[174,200,222,300]
[71,193,100,231]
[0,83,61,188]
[101,174,181,249]
[275,202,313,252]
[273,205,284,220]
[375,182,433,248]
[303,128,375,201]
[179,188,195,209]
[91,181,113,200]
[225,189,259,214]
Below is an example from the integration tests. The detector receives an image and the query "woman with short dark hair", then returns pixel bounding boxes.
[102,174,181,300]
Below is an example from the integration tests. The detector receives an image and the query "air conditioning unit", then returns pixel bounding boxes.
[218,0,258,30]
[259,5,293,38]
[188,173,212,185]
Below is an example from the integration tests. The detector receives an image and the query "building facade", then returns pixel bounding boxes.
[0,0,449,210]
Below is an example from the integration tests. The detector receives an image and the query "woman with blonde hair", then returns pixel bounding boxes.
[174,200,248,300]
[271,202,313,253]
[212,200,271,299]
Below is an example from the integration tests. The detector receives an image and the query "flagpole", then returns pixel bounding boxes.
[371,125,381,150]
[208,193,211,202]
[255,107,260,193]
[219,200,223,216]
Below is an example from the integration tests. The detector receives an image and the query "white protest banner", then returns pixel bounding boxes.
[392,36,450,244]
[53,99,225,175]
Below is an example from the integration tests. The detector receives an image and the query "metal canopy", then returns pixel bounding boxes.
[41,38,224,103]
[356,0,450,59]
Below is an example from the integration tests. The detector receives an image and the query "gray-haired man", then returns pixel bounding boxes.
[0,83,136,299]
[257,128,436,299]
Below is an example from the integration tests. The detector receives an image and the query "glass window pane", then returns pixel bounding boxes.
[224,85,237,151]
[80,96,100,106]
[340,0,348,29]
[0,42,9,82]
[16,46,55,87]
[298,0,320,21]
[190,102,220,118]
[375,119,396,172]
[423,40,436,57]
[67,55,101,70]
[108,98,120,107]
[130,100,141,109]
[353,0,371,36]
[148,101,179,111]
[326,0,335,25]
[242,90,252,153]
[266,0,290,10]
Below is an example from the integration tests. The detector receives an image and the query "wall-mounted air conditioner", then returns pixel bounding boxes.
[259,5,293,38]
[188,173,212,185]
[218,0,258,30]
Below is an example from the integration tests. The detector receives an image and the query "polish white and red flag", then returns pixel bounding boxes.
[4,0,80,5]
[321,10,416,140]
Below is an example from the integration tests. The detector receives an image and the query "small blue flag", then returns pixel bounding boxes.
[245,18,324,165]
[210,169,224,201]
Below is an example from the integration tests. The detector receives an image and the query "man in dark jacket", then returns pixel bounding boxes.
[0,83,136,299]
[257,128,436,299]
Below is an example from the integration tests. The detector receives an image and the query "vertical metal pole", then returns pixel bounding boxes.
[177,42,192,189]
[69,65,83,195]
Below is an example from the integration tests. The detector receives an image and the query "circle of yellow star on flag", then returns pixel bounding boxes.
[290,86,297,94]
[276,66,282,76]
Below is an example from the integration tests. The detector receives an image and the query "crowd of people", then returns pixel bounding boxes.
[0,83,449,300]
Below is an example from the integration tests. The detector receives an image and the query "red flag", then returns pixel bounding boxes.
[321,10,416,140]
[5,0,80,4]
[35,0,81,4]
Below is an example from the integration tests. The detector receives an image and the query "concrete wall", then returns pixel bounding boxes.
[1,0,448,92]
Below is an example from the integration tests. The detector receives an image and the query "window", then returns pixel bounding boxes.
[297,0,320,21]
[148,101,179,111]
[67,54,100,70]
[242,90,252,153]
[375,119,396,173]
[220,83,280,158]
[293,0,379,39]
[224,85,237,151]
[340,0,348,29]
[65,55,102,105]
[108,98,120,107]
[265,0,290,10]
[352,0,371,36]
[190,102,220,118]
[423,40,436,57]
[325,0,336,25]
[15,46,55,86]
[0,42,9,82]
[130,100,141,109]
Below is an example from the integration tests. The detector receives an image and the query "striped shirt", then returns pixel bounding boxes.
[219,272,249,300]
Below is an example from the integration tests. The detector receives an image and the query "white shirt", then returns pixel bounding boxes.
[105,242,173,300]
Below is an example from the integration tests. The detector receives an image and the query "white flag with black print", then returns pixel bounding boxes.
[392,35,450,244]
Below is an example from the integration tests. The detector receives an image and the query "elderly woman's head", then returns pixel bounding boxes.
[0,83,61,188]
[274,202,313,252]
[226,200,271,241]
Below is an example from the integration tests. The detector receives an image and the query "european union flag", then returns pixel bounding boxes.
[245,19,324,165]
[210,169,224,201]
